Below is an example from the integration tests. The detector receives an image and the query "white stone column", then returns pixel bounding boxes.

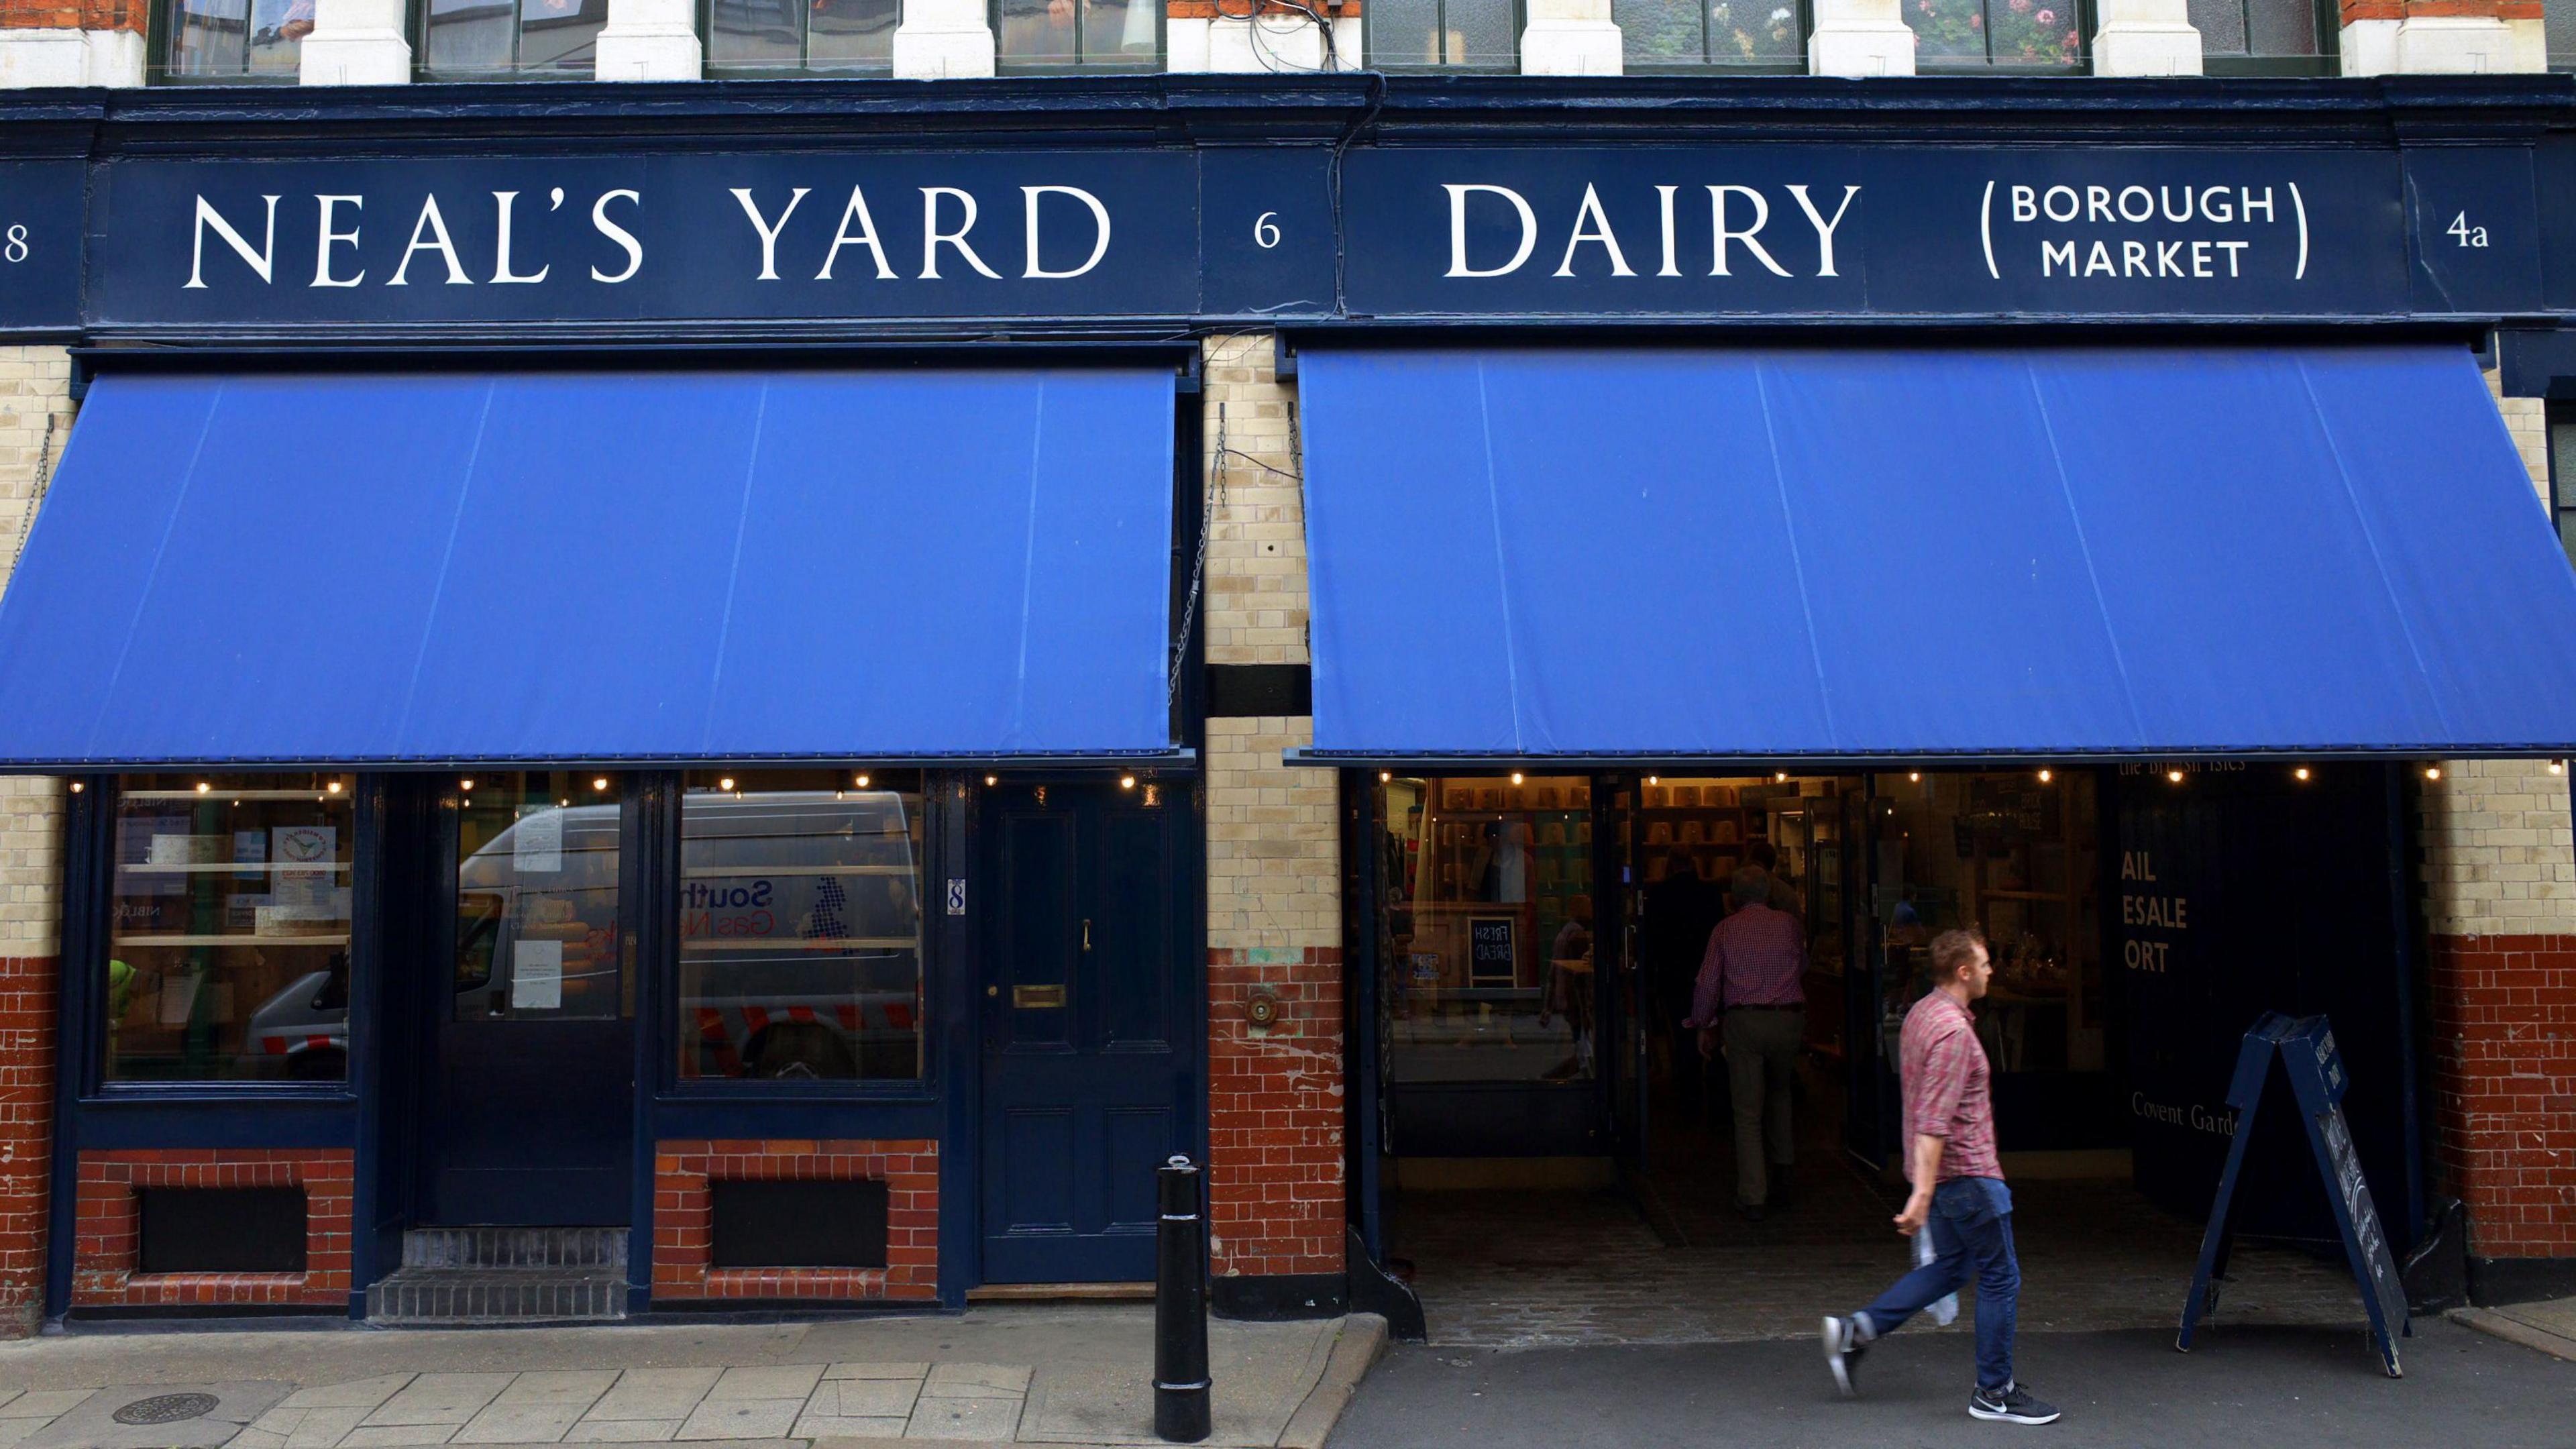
[2340,3,2540,73]
[1169,9,1357,70]
[297,0,413,83]
[1520,0,1621,74]
[0,27,145,86]
[2091,0,2201,74]
[596,0,703,78]
[1807,0,1914,74]
[892,0,997,76]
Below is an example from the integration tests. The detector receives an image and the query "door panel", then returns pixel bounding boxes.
[979,780,1195,1284]
[422,772,635,1226]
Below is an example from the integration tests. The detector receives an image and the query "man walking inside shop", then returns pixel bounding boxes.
[1687,865,1806,1222]
[1822,928,2061,1426]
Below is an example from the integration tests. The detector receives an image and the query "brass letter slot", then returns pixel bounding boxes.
[1013,984,1068,1010]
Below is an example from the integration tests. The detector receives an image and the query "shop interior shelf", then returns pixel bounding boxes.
[121,790,355,802]
[111,932,351,947]
[119,861,353,874]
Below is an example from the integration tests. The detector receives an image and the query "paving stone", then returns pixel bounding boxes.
[363,1377,515,1430]
[230,1432,288,1449]
[702,1368,820,1403]
[804,1383,919,1421]
[453,1371,618,1445]
[790,1415,910,1440]
[902,1398,1018,1442]
[22,1382,291,1449]
[275,1406,375,1449]
[282,1379,415,1412]
[336,1428,458,1449]
[0,1400,17,1418]
[673,1399,800,1441]
[562,1421,681,1444]
[0,1398,93,1424]
[820,1366,926,1383]
[0,1424,46,1449]
[583,1371,720,1424]
[918,1366,1028,1400]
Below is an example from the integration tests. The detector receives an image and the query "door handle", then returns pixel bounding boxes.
[1083,918,1092,951]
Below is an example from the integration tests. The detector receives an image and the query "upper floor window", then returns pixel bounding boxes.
[708,0,898,70]
[1618,0,1803,67]
[1914,0,2084,68]
[156,0,310,80]
[421,0,607,76]
[2550,0,2576,68]
[1368,0,1517,68]
[994,0,1162,69]
[2191,0,2331,72]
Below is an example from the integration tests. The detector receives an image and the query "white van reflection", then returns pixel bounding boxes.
[245,793,922,1079]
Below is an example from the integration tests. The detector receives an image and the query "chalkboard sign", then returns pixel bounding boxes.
[1468,917,1517,988]
[2177,1013,2410,1377]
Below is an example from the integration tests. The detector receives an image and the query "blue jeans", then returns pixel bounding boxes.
[1853,1177,2019,1392]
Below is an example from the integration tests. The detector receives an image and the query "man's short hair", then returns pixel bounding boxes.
[1731,867,1772,910]
[1744,839,1778,871]
[1929,928,1988,981]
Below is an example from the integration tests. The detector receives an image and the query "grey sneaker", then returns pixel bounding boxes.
[1821,1316,1866,1398]
[1968,1383,2061,1425]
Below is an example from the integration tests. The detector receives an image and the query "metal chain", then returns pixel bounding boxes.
[1169,398,1227,708]
[5,410,56,581]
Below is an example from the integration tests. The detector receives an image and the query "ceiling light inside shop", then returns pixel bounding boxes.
[460,779,474,791]
[592,777,610,792]
[2167,769,2185,784]
[326,781,342,794]
[196,782,211,794]
[985,775,998,787]
[1908,771,1921,783]
[1647,775,1659,786]
[2294,767,2312,782]
[2037,769,2052,784]
[1380,771,1392,783]
[1120,775,1137,790]
[718,777,735,792]
[1511,772,1524,786]
[855,773,871,788]
[66,782,81,793]
[1775,771,1788,783]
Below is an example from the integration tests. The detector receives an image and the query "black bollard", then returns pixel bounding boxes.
[1154,1154,1212,1444]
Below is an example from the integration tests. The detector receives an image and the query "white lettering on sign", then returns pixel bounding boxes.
[1985,179,2307,284]
[2120,849,2186,973]
[1443,180,1856,281]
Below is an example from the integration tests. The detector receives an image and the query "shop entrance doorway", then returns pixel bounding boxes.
[976,777,1198,1284]
[418,772,637,1226]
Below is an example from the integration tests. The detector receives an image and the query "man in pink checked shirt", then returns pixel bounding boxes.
[1686,865,1806,1222]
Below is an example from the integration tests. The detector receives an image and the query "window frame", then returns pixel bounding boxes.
[699,0,902,74]
[71,771,368,1103]
[1615,0,1811,74]
[146,0,326,85]
[989,0,1169,74]
[1911,0,2096,73]
[2194,0,2337,76]
[1364,0,1525,72]
[414,0,610,80]
[655,768,940,1102]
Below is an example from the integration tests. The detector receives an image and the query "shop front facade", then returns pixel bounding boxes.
[1,58,2575,1334]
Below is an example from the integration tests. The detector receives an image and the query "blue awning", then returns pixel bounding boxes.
[0,369,1176,765]
[1299,345,2576,761]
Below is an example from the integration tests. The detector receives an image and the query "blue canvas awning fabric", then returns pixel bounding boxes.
[1298,345,2576,763]
[0,369,1177,766]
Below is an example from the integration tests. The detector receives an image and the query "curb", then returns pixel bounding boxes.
[1276,1313,1389,1449]
[2447,1306,2576,1362]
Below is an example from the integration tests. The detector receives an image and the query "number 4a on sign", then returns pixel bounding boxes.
[2449,211,2490,248]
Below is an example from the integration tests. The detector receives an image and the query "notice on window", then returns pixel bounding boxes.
[511,939,564,1010]
[515,808,564,875]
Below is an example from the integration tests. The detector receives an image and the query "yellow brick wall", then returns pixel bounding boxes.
[0,347,71,960]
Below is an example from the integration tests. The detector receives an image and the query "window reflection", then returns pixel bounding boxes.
[163,0,310,80]
[423,0,606,74]
[455,773,625,1022]
[1616,0,1803,66]
[995,0,1160,68]
[676,770,924,1082]
[1368,0,1516,67]
[1914,0,2080,68]
[710,0,898,70]
[104,773,354,1082]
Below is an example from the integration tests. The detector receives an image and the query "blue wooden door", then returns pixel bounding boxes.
[979,779,1195,1283]
[422,773,635,1226]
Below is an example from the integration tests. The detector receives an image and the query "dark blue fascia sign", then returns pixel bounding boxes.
[2178,1012,2411,1378]
[1,134,2569,333]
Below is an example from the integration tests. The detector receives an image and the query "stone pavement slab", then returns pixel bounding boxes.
[365,1376,517,1430]
[22,1383,290,1449]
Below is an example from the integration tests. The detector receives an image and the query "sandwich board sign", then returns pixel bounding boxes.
[2176,1012,2410,1377]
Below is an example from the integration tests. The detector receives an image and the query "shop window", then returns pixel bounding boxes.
[2189,0,2331,72]
[1379,775,1600,1085]
[102,773,355,1084]
[2548,402,2576,571]
[993,0,1162,70]
[707,0,898,71]
[675,770,925,1083]
[1912,0,2084,68]
[1867,771,2104,1077]
[152,0,312,81]
[1617,0,1805,69]
[455,772,625,1021]
[422,0,608,76]
[1366,0,1517,68]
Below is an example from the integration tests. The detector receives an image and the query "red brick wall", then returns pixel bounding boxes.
[2337,0,2537,21]
[651,1139,936,1301]
[1206,947,1344,1282]
[2428,935,2576,1262]
[0,0,146,32]
[72,1149,354,1307]
[0,956,54,1338]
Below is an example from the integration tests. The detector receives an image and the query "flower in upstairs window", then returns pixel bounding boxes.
[1968,11,1980,23]
[2033,7,2053,21]
[2063,27,2078,44]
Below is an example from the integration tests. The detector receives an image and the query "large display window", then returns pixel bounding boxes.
[102,772,357,1083]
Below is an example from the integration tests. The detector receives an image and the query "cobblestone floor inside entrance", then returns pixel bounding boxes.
[1387,1073,2369,1348]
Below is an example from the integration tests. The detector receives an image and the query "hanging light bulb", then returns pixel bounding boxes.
[1908,771,1921,783]
[2294,767,2312,782]
[718,777,735,792]
[196,782,212,794]
[985,775,998,787]
[460,778,474,792]
[2424,766,2442,782]
[1120,775,1137,790]
[67,782,82,794]
[1775,771,1788,783]
[2553,761,2566,776]
[592,777,610,792]
[2167,769,2185,784]
[1510,772,1524,786]
[855,773,871,788]
[1379,771,1392,783]
[326,781,343,794]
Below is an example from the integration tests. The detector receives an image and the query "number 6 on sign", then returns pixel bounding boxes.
[1253,212,1281,249]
